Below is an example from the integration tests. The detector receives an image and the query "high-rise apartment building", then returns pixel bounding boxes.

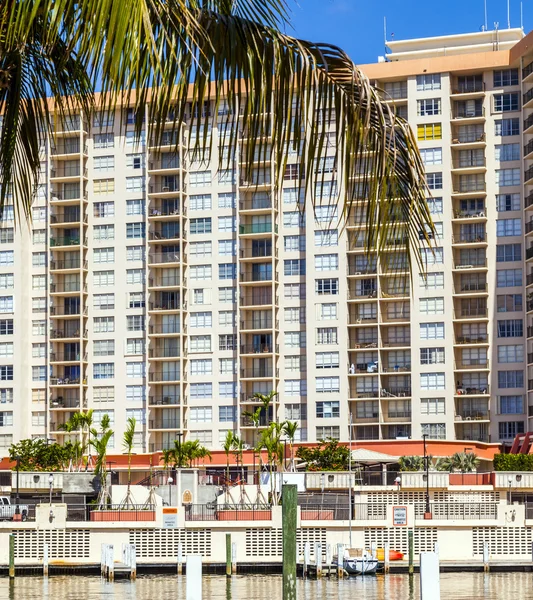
[3,27,533,455]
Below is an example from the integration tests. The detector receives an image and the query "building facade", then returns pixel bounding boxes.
[3,28,533,454]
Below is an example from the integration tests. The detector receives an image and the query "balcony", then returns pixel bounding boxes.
[454,308,488,319]
[455,411,489,421]
[49,377,83,386]
[239,223,276,235]
[239,195,273,211]
[524,61,533,81]
[454,282,487,294]
[348,289,377,300]
[51,140,87,157]
[240,344,278,355]
[149,202,181,217]
[381,387,411,398]
[50,259,86,271]
[240,271,274,283]
[50,351,84,363]
[50,166,87,180]
[451,157,486,171]
[451,106,485,121]
[453,260,487,270]
[240,292,274,307]
[455,385,489,396]
[50,328,85,340]
[240,368,275,379]
[149,371,180,383]
[451,132,486,145]
[347,265,377,276]
[526,166,533,185]
[524,88,533,108]
[455,359,489,370]
[149,347,181,359]
[149,229,181,242]
[149,395,180,406]
[148,252,181,266]
[148,182,182,196]
[50,306,85,317]
[525,114,533,134]
[50,236,83,248]
[149,300,181,312]
[149,419,181,430]
[50,283,85,294]
[452,183,486,196]
[50,212,83,225]
[451,80,485,95]
[50,397,81,409]
[240,318,275,331]
[455,334,488,344]
[239,244,274,260]
[149,323,181,335]
[148,157,180,172]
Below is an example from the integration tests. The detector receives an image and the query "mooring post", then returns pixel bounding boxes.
[177,542,183,575]
[408,530,414,575]
[282,484,297,600]
[130,544,137,581]
[101,544,106,577]
[108,544,114,582]
[337,543,344,578]
[434,542,439,557]
[186,555,202,600]
[43,543,49,577]
[226,533,232,577]
[315,543,322,578]
[483,542,490,573]
[420,552,440,599]
[325,543,333,576]
[9,534,15,579]
[231,542,237,575]
[384,542,390,574]
[303,542,310,578]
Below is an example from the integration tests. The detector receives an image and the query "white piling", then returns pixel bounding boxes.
[370,542,376,559]
[420,552,440,599]
[483,543,490,572]
[325,544,333,576]
[336,543,345,578]
[107,544,114,582]
[434,542,439,557]
[231,542,237,575]
[315,543,322,578]
[177,543,183,575]
[303,542,311,578]
[384,542,390,574]
[186,555,202,600]
[43,543,49,577]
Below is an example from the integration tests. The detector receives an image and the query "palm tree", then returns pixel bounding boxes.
[398,455,425,472]
[1,2,431,266]
[90,414,113,509]
[283,421,298,472]
[253,391,278,425]
[120,417,137,509]
[160,448,175,471]
[223,430,235,486]
[243,407,262,446]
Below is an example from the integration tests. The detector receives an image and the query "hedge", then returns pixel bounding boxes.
[493,453,533,471]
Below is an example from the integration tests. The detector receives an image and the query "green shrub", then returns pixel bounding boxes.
[493,453,533,471]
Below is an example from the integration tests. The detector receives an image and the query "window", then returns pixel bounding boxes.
[496,219,521,236]
[498,319,523,337]
[499,395,524,414]
[126,269,144,285]
[218,216,236,232]
[32,343,45,358]
[94,133,114,149]
[417,98,441,116]
[93,271,114,287]
[496,169,520,187]
[125,130,146,147]
[219,406,237,423]
[316,352,339,369]
[126,386,144,403]
[189,194,212,211]
[494,69,519,87]
[420,298,444,315]
[0,320,13,335]
[219,382,237,398]
[498,370,524,388]
[189,335,211,352]
[94,110,115,128]
[218,169,235,185]
[32,298,45,313]
[421,398,445,415]
[219,287,236,303]
[94,294,115,310]
[93,178,115,194]
[315,205,338,223]
[126,153,144,169]
[219,311,236,327]
[315,254,338,271]
[316,426,340,440]
[284,235,306,252]
[284,283,306,299]
[219,358,236,374]
[125,176,145,193]
[219,334,237,351]
[420,148,443,166]
[126,199,145,215]
[126,339,144,355]
[497,269,522,287]
[419,272,444,290]
[32,275,45,291]
[420,373,445,390]
[31,366,45,381]
[420,247,444,265]
[417,123,442,141]
[315,278,339,295]
[31,253,44,267]
[494,93,519,112]
[126,222,145,239]
[283,211,306,228]
[126,246,144,262]
[316,377,340,393]
[190,265,212,280]
[32,320,45,335]
[317,327,338,344]
[190,359,212,376]
[420,322,445,340]
[94,340,115,356]
[93,156,115,172]
[497,294,522,313]
[0,297,13,313]
[0,229,14,244]
[499,421,525,439]
[384,81,408,98]
[190,312,212,328]
[190,218,212,235]
[495,144,520,162]
[421,423,446,439]
[497,244,521,262]
[318,303,337,320]
[190,384,213,400]
[314,230,338,247]
[94,225,115,240]
[189,170,211,187]
[286,331,306,348]
[126,362,145,378]
[420,347,445,365]
[498,345,524,363]
[285,403,307,420]
[32,229,45,245]
[128,292,145,309]
[94,363,115,379]
[218,263,236,280]
[0,389,13,404]
[416,74,441,91]
[0,275,14,290]
[284,259,306,276]
[495,118,519,136]
[93,247,115,264]
[496,193,520,212]
[218,192,236,209]
[126,315,144,331]
[316,402,340,418]
[32,206,46,221]
[190,241,212,257]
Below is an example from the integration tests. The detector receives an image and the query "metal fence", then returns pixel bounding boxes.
[415,503,497,520]
[184,504,272,522]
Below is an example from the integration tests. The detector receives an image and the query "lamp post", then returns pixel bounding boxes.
[14,455,20,520]
[422,434,431,518]
[508,476,513,505]
[168,476,173,506]
[176,432,183,507]
[48,473,54,507]
[394,476,401,505]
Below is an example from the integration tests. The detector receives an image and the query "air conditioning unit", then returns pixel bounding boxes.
[162,186,170,192]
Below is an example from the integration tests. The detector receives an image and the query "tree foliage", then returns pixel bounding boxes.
[493,453,533,471]
[296,439,350,471]
[8,438,70,471]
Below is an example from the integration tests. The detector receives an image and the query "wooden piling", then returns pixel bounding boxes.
[9,534,15,579]
[408,530,414,575]
[226,534,232,577]
[483,542,490,573]
[282,484,297,600]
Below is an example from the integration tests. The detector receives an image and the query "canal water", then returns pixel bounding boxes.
[1,572,533,599]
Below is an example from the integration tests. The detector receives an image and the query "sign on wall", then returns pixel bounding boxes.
[162,507,178,528]
[393,505,408,526]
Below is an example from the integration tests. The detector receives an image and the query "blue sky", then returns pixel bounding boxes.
[289,0,532,64]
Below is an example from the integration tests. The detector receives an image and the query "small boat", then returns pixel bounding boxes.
[339,549,379,575]
[375,548,404,562]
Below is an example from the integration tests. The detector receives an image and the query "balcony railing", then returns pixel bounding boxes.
[525,114,533,131]
[240,344,278,354]
[452,132,485,144]
[415,503,496,520]
[381,387,412,397]
[50,259,85,270]
[184,504,272,522]
[149,230,181,241]
[149,371,180,382]
[524,88,533,106]
[148,252,181,264]
[241,368,274,378]
[50,212,82,224]
[149,347,181,358]
[149,182,181,194]
[240,196,272,211]
[240,272,273,283]
[50,397,80,408]
[241,318,274,330]
[50,352,83,362]
[455,334,488,343]
[452,157,485,169]
[455,385,489,395]
[149,324,181,335]
[455,360,489,369]
[452,81,485,94]
[455,411,489,420]
[456,282,487,293]
[50,283,84,294]
[452,106,485,119]
[149,202,181,216]
[239,223,276,235]
[149,395,180,405]
[50,236,81,247]
[149,419,181,430]
[240,293,274,306]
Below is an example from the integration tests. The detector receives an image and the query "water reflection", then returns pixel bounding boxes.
[2,572,533,599]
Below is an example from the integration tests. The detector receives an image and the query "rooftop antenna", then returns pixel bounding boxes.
[508,0,511,28]
[384,16,387,50]
[484,0,488,30]
[521,2,524,29]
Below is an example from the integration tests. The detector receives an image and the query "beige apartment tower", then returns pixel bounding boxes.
[2,27,533,455]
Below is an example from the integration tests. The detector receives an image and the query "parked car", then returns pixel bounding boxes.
[0,496,29,521]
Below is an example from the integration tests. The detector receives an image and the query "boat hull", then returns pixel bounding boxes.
[343,558,379,575]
